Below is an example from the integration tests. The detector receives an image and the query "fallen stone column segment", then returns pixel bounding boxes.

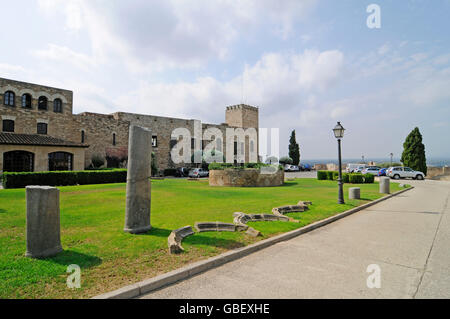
[168,226,195,254]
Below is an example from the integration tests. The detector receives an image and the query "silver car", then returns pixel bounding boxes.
[188,168,209,178]
[387,166,425,180]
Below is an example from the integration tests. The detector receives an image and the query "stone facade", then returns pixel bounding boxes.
[0,77,259,172]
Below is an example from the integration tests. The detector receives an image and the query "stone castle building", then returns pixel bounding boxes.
[0,77,259,173]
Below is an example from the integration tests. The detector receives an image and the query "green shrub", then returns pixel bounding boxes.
[326,171,334,180]
[363,174,375,183]
[342,173,350,183]
[3,169,127,189]
[163,168,177,176]
[349,173,364,184]
[279,156,293,165]
[317,170,328,180]
[332,171,339,180]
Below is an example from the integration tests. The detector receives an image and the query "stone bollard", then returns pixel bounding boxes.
[124,125,153,234]
[349,187,361,200]
[379,177,390,194]
[25,186,63,258]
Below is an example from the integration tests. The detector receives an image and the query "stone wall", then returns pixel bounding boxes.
[427,166,450,179]
[209,169,284,187]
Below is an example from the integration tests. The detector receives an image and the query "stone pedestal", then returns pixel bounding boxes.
[379,177,390,194]
[349,187,361,199]
[25,186,62,258]
[124,125,152,234]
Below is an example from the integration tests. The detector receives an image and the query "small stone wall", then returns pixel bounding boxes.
[209,169,284,187]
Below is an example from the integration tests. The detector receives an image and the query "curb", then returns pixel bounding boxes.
[92,186,414,299]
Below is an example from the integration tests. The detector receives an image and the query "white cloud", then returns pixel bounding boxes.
[31,44,96,70]
[36,0,317,71]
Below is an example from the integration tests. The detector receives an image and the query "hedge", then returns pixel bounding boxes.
[363,173,375,183]
[317,171,327,180]
[349,173,364,184]
[2,169,127,189]
[316,171,374,184]
[163,168,177,176]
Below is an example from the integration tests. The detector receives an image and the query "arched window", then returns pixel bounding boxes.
[81,130,85,143]
[4,91,15,106]
[21,94,32,108]
[53,98,62,113]
[48,152,73,171]
[37,122,48,135]
[38,96,48,110]
[2,119,14,132]
[112,133,116,146]
[3,151,34,172]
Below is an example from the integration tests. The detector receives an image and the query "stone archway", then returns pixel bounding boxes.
[3,150,34,172]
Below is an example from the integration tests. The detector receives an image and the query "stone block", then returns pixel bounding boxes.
[25,186,62,258]
[349,187,361,200]
[379,176,390,194]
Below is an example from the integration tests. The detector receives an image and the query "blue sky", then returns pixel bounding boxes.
[1,0,449,160]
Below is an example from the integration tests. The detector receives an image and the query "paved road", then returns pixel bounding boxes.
[141,180,450,299]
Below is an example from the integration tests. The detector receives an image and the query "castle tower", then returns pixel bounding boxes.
[225,104,259,163]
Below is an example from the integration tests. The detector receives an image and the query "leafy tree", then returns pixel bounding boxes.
[401,127,427,175]
[289,130,300,165]
[91,153,105,169]
[279,156,293,165]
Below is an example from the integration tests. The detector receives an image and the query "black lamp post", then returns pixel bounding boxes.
[333,122,345,204]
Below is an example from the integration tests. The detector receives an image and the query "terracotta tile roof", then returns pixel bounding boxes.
[0,132,88,148]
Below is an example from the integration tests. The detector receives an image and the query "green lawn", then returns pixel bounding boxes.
[0,178,403,298]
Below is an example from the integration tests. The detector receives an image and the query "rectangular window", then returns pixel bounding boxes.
[152,136,157,147]
[191,138,195,149]
[2,120,14,132]
[234,141,237,155]
[37,122,48,135]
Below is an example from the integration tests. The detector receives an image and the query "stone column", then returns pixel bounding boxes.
[25,186,62,258]
[349,187,361,199]
[379,177,390,194]
[124,125,152,234]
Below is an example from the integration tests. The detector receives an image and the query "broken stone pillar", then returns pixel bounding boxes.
[349,187,361,200]
[25,186,62,258]
[379,177,390,194]
[124,125,152,234]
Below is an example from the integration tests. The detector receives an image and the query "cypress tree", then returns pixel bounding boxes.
[288,130,300,165]
[400,127,427,175]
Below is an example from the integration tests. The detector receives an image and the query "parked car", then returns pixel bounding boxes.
[353,165,367,173]
[387,166,425,180]
[175,167,189,177]
[361,166,381,175]
[346,163,366,173]
[300,164,312,171]
[285,164,300,172]
[378,168,387,176]
[188,168,209,178]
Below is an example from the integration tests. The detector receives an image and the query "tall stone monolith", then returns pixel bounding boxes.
[379,177,390,194]
[25,186,63,258]
[124,125,152,234]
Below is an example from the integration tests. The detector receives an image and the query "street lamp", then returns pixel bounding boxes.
[333,121,345,204]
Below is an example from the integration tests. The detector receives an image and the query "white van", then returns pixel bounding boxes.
[346,163,366,173]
